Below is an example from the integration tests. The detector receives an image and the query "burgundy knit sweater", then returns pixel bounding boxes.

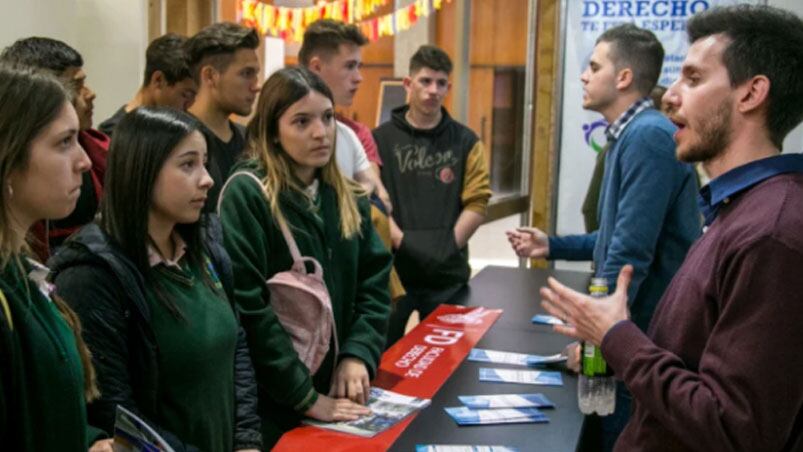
[602,173,803,451]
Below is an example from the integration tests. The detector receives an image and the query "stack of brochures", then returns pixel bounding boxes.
[479,368,563,386]
[468,348,567,367]
[443,392,554,427]
[304,387,430,437]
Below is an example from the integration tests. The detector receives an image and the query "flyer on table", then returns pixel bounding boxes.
[458,393,555,409]
[479,368,564,386]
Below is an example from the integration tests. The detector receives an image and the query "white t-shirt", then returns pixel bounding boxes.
[335,120,371,179]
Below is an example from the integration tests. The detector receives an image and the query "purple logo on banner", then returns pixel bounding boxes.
[583,119,609,153]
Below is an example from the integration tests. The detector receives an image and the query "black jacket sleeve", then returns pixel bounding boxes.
[53,265,201,452]
[0,308,14,448]
[232,325,262,450]
[206,214,263,450]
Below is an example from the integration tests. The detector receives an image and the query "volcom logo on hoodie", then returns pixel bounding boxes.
[394,143,459,182]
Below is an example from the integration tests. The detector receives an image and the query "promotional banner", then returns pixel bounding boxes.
[554,0,763,268]
[274,304,502,452]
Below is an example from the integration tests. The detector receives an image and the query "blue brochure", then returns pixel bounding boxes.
[469,348,566,367]
[531,314,566,326]
[458,393,555,409]
[416,446,519,452]
[479,368,563,386]
[444,406,549,426]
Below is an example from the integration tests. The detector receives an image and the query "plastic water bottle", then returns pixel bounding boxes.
[577,277,616,415]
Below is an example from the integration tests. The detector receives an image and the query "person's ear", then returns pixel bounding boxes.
[736,74,770,115]
[308,55,323,73]
[150,70,167,89]
[615,67,634,92]
[200,65,218,87]
[402,76,413,100]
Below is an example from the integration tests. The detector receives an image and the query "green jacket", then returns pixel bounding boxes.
[219,164,392,443]
[0,258,103,450]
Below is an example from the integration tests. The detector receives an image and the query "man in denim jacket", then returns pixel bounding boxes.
[508,24,700,451]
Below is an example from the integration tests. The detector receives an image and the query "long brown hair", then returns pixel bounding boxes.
[245,66,363,238]
[0,63,98,401]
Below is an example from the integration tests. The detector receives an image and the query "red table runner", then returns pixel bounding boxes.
[274,304,502,452]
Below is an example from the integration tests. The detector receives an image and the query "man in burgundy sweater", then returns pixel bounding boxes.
[540,5,803,451]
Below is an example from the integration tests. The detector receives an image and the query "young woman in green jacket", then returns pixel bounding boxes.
[218,67,392,447]
[0,64,108,451]
[50,108,262,452]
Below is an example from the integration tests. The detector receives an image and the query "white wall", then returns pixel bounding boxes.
[0,0,80,50]
[0,0,148,128]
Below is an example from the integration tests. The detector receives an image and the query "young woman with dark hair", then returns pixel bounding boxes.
[217,67,392,447]
[0,64,110,451]
[49,107,262,452]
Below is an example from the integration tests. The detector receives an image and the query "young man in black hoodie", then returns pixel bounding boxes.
[373,45,491,347]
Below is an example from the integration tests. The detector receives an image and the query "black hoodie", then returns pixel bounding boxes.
[373,105,485,290]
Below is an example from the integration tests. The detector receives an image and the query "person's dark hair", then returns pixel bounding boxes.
[596,24,664,96]
[185,22,259,82]
[409,45,452,75]
[650,85,667,109]
[687,4,803,148]
[0,37,83,75]
[100,107,208,319]
[143,33,192,87]
[298,19,368,67]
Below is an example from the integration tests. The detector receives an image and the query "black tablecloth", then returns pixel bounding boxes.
[391,265,591,451]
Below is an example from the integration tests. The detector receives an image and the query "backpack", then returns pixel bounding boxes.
[219,171,337,375]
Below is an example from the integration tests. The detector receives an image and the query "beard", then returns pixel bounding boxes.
[677,96,733,164]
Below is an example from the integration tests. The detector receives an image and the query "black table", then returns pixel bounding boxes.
[390,265,591,451]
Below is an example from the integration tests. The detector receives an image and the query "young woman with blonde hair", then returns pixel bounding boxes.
[218,67,392,447]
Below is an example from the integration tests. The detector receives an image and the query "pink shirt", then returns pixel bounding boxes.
[336,114,383,166]
[147,233,187,269]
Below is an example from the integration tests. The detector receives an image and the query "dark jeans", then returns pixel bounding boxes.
[384,283,466,349]
[602,381,632,451]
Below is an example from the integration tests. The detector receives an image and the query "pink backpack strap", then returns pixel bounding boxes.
[276,217,311,274]
[219,171,309,274]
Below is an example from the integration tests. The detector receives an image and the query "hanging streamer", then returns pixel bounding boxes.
[239,0,452,43]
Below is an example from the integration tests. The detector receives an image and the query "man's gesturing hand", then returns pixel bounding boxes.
[506,227,550,259]
[540,265,634,346]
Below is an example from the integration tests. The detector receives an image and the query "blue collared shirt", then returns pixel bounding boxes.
[698,153,803,226]
[605,96,654,142]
